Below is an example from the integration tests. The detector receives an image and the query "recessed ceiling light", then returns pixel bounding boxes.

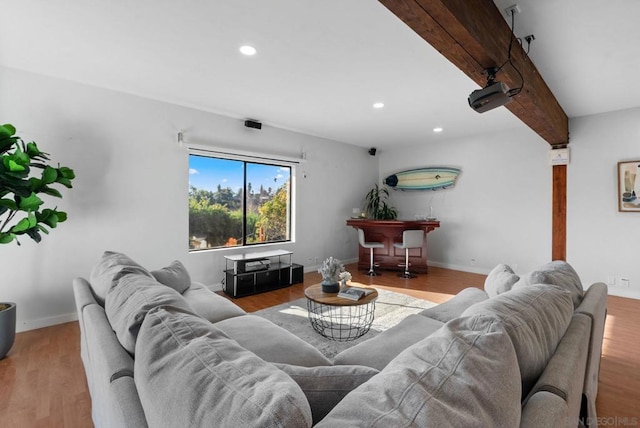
[373,102,385,109]
[239,45,257,56]
[433,127,444,133]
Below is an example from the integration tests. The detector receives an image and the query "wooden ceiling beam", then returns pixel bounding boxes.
[379,0,569,146]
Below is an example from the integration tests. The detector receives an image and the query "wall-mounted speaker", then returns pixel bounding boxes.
[368,147,377,156]
[244,120,262,130]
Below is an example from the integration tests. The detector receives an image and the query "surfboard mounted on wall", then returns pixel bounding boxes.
[384,167,461,191]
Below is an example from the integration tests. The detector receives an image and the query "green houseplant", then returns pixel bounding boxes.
[0,123,75,359]
[364,184,397,220]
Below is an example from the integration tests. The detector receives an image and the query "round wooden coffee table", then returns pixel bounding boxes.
[304,283,378,342]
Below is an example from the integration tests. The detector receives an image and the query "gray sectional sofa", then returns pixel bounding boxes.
[74,252,607,427]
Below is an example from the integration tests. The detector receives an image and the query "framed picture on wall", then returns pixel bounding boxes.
[618,160,640,212]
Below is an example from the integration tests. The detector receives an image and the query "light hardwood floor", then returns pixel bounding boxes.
[0,265,638,427]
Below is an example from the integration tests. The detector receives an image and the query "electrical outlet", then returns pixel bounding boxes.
[620,277,630,287]
[470,258,476,266]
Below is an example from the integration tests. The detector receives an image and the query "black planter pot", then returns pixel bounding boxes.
[321,282,340,293]
[0,302,16,359]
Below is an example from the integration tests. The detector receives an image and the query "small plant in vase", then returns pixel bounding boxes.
[339,271,352,290]
[318,257,345,293]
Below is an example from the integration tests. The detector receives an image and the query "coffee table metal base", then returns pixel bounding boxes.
[306,299,376,342]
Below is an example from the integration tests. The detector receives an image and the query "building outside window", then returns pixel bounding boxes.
[188,154,292,251]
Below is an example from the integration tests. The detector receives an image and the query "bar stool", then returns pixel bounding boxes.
[358,229,384,276]
[393,230,424,279]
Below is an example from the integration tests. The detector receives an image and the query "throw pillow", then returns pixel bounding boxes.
[274,363,379,424]
[317,316,521,427]
[182,282,246,323]
[135,306,312,428]
[513,260,584,308]
[461,284,574,396]
[151,260,191,294]
[419,287,489,323]
[484,264,520,297]
[89,251,153,306]
[215,315,333,367]
[105,273,194,354]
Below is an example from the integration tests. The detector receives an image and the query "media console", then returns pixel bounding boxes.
[223,249,303,298]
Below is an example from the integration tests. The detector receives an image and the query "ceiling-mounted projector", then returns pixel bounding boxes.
[468,81,512,113]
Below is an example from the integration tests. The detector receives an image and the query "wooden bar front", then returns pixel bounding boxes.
[346,219,440,273]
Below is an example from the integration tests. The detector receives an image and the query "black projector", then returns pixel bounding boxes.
[468,81,512,113]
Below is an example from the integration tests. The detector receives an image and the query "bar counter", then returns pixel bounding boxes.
[346,219,440,273]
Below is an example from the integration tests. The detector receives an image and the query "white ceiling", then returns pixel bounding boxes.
[1,0,639,150]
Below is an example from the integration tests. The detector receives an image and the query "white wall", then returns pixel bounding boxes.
[380,107,640,300]
[0,66,377,331]
[379,125,552,275]
[568,107,640,299]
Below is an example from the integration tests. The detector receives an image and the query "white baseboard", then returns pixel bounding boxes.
[18,312,78,333]
[606,286,640,300]
[427,260,491,276]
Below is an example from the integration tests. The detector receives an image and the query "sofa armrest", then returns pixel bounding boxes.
[523,313,590,424]
[575,282,607,422]
[418,287,489,323]
[520,391,568,428]
[74,277,99,313]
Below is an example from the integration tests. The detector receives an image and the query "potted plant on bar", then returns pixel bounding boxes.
[0,123,76,359]
[364,183,397,220]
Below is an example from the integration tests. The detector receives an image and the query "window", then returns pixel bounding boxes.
[188,154,292,251]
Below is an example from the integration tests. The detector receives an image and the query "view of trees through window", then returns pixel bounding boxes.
[188,154,291,250]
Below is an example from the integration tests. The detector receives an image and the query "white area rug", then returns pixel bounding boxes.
[253,289,437,359]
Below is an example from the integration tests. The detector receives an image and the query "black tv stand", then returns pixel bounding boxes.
[223,249,303,298]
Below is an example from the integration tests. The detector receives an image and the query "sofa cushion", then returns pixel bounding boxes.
[275,363,379,424]
[484,264,520,297]
[89,251,153,306]
[333,314,444,370]
[105,273,194,354]
[135,307,312,428]
[419,287,489,323]
[182,282,246,323]
[215,315,332,367]
[150,260,191,294]
[462,284,574,396]
[513,260,584,308]
[317,316,521,427]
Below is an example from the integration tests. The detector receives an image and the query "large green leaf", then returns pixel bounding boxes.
[10,217,31,233]
[0,232,15,244]
[0,124,18,155]
[41,186,62,198]
[56,211,68,223]
[42,211,58,228]
[17,192,43,211]
[0,124,16,137]
[58,166,75,179]
[5,158,26,172]
[0,198,17,210]
[25,228,42,243]
[56,177,73,188]
[24,141,41,157]
[41,166,58,184]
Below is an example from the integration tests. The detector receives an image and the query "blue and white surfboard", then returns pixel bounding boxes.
[384,167,461,191]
